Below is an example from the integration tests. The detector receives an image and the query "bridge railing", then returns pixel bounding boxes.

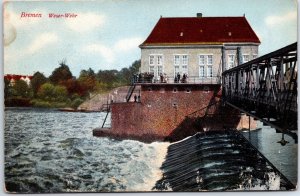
[222,42,297,131]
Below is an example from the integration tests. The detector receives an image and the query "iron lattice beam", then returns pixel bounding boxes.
[222,42,297,133]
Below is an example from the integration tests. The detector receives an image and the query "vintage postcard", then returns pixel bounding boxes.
[3,0,298,193]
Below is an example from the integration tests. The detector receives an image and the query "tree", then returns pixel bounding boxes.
[53,85,68,102]
[37,83,68,102]
[129,60,141,74]
[30,72,47,96]
[78,68,97,97]
[12,80,32,98]
[117,60,141,85]
[49,60,73,84]
[97,70,119,86]
[37,83,55,101]
[60,78,79,95]
[4,77,11,99]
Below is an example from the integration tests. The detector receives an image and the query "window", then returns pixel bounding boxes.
[207,55,213,65]
[157,65,163,76]
[252,54,257,60]
[182,65,188,74]
[174,55,180,65]
[174,65,180,77]
[243,55,249,63]
[199,66,205,78]
[149,66,155,74]
[149,55,154,65]
[199,55,205,65]
[228,54,235,69]
[207,66,213,77]
[182,55,188,65]
[157,55,163,65]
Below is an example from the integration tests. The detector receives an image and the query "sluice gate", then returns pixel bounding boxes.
[154,131,295,191]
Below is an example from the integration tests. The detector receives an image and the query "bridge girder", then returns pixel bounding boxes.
[222,42,297,132]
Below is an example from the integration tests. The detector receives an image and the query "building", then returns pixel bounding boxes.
[4,74,33,86]
[94,15,260,142]
[139,14,260,83]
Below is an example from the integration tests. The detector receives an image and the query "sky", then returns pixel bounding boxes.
[2,0,298,77]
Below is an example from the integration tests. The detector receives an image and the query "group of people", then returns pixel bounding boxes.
[159,73,168,83]
[133,72,188,84]
[174,72,188,83]
[133,94,141,102]
[133,73,154,84]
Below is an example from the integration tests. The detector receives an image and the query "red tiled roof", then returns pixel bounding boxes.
[140,17,260,46]
[4,74,33,81]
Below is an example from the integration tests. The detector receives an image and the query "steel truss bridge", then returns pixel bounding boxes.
[222,42,297,137]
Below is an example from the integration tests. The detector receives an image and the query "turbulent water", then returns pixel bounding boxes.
[4,108,297,193]
[154,131,296,191]
[4,108,169,193]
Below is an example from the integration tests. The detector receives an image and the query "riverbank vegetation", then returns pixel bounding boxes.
[4,60,140,108]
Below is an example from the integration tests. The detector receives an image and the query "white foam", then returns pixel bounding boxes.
[234,172,281,190]
[125,141,170,191]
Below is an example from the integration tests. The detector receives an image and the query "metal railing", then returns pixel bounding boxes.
[132,74,221,85]
[222,42,297,132]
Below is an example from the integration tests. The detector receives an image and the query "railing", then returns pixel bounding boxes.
[101,104,111,128]
[222,42,297,132]
[125,84,136,102]
[132,74,221,84]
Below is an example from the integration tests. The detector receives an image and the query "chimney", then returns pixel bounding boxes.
[197,13,202,18]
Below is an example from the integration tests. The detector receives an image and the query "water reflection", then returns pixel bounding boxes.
[241,122,297,185]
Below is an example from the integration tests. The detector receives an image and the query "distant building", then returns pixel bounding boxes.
[4,74,33,86]
[139,15,260,83]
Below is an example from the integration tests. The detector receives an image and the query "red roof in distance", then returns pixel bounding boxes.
[4,74,33,81]
[140,16,261,46]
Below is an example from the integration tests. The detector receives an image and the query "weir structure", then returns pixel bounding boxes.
[222,42,298,141]
[93,43,298,191]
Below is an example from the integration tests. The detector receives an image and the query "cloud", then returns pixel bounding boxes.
[83,37,142,64]
[265,11,297,26]
[28,32,58,54]
[84,44,114,63]
[114,37,143,52]
[65,12,105,33]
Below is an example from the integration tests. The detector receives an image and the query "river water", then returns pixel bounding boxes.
[4,108,169,193]
[241,123,298,186]
[4,108,297,192]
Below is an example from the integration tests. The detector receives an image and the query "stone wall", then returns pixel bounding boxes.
[104,84,256,142]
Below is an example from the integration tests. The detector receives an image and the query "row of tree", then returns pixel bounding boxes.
[5,59,141,108]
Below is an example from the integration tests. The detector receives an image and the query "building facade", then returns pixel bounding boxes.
[94,15,260,142]
[139,15,260,83]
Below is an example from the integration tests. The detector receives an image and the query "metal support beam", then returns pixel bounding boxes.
[222,42,297,137]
